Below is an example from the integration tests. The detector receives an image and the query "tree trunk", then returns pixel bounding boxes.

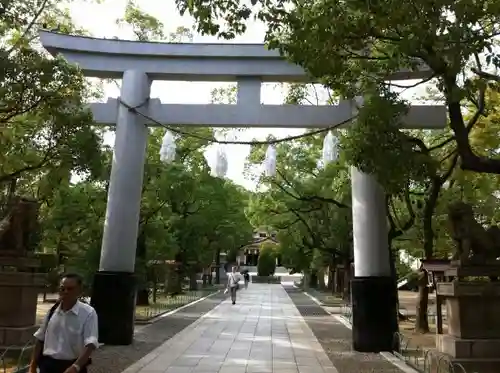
[415,177,441,332]
[136,289,149,305]
[317,268,326,289]
[165,264,182,295]
[215,249,221,285]
[189,271,198,291]
[152,271,157,303]
[135,230,149,306]
[334,268,342,294]
[415,268,430,333]
[303,271,310,290]
[388,243,406,321]
[327,267,334,291]
[202,268,208,287]
[309,269,318,288]
[342,261,351,301]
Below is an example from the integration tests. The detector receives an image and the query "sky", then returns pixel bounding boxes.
[66,0,305,190]
[66,0,427,190]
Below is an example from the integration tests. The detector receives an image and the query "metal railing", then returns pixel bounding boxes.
[0,341,32,373]
[392,332,469,373]
[340,303,352,323]
[135,289,217,321]
[305,288,464,373]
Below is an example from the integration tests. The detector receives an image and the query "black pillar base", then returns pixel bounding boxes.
[351,276,398,353]
[90,271,136,345]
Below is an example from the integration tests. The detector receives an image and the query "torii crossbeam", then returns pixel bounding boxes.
[39,31,447,352]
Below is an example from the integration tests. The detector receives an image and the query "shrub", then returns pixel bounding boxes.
[257,246,276,276]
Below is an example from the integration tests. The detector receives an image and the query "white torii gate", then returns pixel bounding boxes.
[39,31,446,351]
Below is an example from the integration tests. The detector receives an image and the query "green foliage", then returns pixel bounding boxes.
[177,0,500,173]
[342,92,435,193]
[116,0,165,40]
[257,244,276,276]
[246,133,353,272]
[0,2,254,295]
[0,1,104,198]
[7,0,500,301]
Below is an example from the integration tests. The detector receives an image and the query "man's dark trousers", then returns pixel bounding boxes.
[38,356,88,373]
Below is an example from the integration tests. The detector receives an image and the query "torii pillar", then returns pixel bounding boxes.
[91,70,151,345]
[351,167,396,352]
[39,30,446,348]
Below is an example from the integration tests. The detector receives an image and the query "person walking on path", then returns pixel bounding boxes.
[243,270,250,289]
[29,273,99,373]
[227,266,240,305]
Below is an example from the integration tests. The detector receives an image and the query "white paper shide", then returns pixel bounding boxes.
[322,131,339,167]
[263,145,277,177]
[212,145,228,178]
[159,130,177,163]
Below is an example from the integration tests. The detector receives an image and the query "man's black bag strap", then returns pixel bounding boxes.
[42,301,60,341]
[37,302,60,363]
[47,302,60,322]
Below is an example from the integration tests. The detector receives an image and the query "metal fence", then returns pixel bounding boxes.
[340,303,352,323]
[135,289,217,321]
[392,332,469,373]
[0,341,32,373]
[1,289,218,372]
[334,297,466,373]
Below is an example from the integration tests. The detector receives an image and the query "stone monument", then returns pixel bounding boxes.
[0,197,45,351]
[435,201,500,373]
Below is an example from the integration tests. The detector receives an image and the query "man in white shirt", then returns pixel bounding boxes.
[227,266,240,305]
[29,273,99,373]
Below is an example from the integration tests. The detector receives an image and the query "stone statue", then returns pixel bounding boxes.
[448,201,500,265]
[0,196,39,257]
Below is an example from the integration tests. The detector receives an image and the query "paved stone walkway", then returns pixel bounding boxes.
[89,291,225,373]
[284,288,404,373]
[121,284,338,373]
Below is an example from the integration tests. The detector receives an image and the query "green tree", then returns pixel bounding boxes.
[257,243,276,276]
[176,0,500,176]
[0,0,105,291]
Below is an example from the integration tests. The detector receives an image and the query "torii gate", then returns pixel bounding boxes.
[39,31,446,352]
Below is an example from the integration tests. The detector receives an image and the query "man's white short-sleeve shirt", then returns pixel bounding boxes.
[228,273,240,287]
[34,300,99,360]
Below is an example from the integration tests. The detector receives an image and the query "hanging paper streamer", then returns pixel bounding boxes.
[213,145,228,178]
[322,131,339,167]
[263,145,277,177]
[159,130,176,163]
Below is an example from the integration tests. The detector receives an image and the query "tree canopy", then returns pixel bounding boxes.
[0,0,254,300]
[176,0,500,175]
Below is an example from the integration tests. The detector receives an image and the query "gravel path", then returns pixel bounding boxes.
[284,286,404,373]
[88,291,225,373]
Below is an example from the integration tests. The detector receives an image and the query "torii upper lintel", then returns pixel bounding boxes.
[40,31,433,82]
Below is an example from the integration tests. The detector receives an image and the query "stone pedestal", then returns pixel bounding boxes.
[0,271,46,349]
[436,276,500,373]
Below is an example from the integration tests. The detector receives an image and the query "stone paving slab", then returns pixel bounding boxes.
[121,284,339,373]
[284,287,404,373]
[88,291,225,373]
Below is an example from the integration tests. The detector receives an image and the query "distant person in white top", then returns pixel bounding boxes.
[227,266,240,305]
[29,273,99,373]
